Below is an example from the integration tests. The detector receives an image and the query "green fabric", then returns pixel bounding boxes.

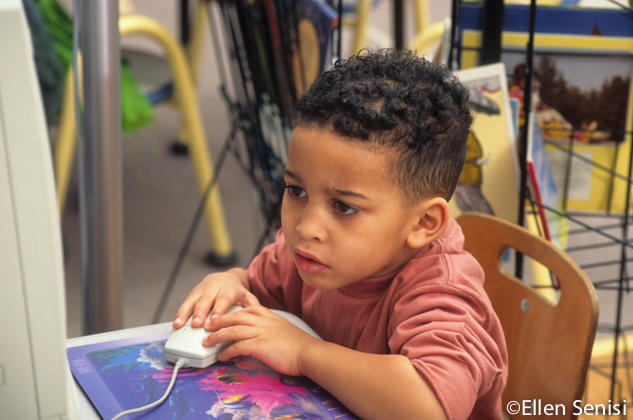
[120,61,155,132]
[35,0,154,132]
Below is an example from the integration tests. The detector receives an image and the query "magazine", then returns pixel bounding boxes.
[452,63,519,224]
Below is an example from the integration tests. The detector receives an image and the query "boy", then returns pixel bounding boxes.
[173,50,507,420]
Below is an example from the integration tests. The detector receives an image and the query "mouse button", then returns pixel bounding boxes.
[183,327,209,344]
[166,327,201,349]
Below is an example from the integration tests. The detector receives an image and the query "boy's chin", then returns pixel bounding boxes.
[296,270,346,290]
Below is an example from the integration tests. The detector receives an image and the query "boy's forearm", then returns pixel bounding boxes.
[299,341,447,420]
[227,267,251,291]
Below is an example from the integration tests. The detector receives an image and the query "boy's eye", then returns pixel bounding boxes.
[333,200,358,215]
[285,185,306,198]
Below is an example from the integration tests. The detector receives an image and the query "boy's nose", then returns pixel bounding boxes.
[296,205,327,242]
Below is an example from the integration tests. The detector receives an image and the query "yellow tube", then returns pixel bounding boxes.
[525,211,559,304]
[352,0,371,54]
[413,0,430,34]
[177,0,210,145]
[119,14,234,257]
[408,20,445,57]
[55,69,77,215]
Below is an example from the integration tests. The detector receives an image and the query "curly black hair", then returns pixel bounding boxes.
[295,49,473,203]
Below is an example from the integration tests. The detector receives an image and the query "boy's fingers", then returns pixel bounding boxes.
[240,293,260,307]
[173,297,198,327]
[206,297,251,330]
[203,326,256,348]
[217,339,259,362]
[206,298,233,326]
[172,308,188,327]
[191,297,214,327]
[243,304,269,316]
[207,309,259,332]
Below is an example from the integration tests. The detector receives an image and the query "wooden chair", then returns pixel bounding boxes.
[456,212,598,419]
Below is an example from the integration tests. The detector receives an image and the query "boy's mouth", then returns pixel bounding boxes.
[293,249,329,274]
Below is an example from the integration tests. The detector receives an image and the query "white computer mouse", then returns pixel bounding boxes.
[164,305,243,368]
[164,305,321,369]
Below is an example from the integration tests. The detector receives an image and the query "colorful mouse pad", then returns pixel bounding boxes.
[67,331,357,419]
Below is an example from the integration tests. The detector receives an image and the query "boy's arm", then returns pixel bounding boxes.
[205,306,447,420]
[300,339,447,420]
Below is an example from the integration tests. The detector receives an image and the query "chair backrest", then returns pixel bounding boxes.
[456,212,598,419]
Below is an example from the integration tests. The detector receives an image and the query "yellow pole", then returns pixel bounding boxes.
[413,0,430,34]
[188,0,209,88]
[176,0,210,145]
[352,0,371,54]
[524,211,559,304]
[119,15,234,258]
[55,68,79,215]
[407,20,445,57]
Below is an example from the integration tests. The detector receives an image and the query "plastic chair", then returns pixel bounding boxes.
[407,18,449,59]
[54,14,235,263]
[456,212,598,419]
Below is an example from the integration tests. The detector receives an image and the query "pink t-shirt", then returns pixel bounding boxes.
[247,219,508,420]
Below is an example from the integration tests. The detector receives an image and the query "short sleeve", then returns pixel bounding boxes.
[388,283,506,420]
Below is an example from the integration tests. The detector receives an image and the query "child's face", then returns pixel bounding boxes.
[281,125,422,290]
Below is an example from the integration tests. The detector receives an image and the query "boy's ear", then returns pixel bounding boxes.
[406,197,450,249]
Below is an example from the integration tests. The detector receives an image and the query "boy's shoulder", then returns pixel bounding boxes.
[396,218,485,290]
[429,217,465,254]
[409,217,467,261]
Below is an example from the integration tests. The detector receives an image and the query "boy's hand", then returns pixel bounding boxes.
[203,305,320,376]
[172,269,259,329]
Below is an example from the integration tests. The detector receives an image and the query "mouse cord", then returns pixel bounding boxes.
[110,358,187,420]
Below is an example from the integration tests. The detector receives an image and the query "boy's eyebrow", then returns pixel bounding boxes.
[327,188,369,200]
[284,169,301,181]
[284,169,369,200]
